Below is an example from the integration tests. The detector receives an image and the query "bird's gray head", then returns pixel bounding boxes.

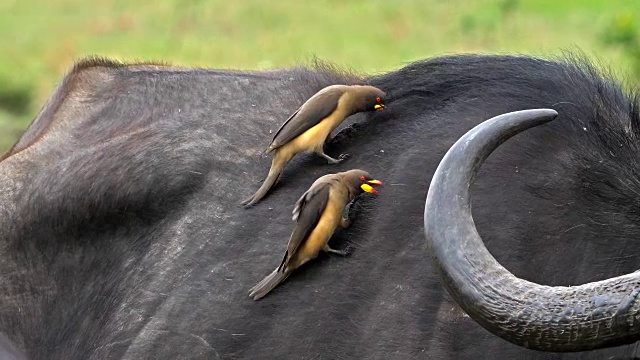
[341,169,384,195]
[349,85,386,113]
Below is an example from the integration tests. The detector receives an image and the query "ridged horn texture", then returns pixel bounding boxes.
[424,108,640,352]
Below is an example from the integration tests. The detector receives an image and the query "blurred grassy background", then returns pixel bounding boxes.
[1,0,640,153]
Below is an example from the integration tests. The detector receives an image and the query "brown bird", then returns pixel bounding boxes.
[241,84,386,207]
[248,169,383,300]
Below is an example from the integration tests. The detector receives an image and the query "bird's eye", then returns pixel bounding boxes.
[376,97,381,102]
[360,176,366,181]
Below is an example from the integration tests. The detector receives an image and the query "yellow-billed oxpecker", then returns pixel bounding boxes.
[241,84,386,207]
[248,169,383,300]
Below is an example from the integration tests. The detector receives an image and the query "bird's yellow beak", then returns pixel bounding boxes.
[361,179,383,194]
[374,104,385,111]
[361,184,377,194]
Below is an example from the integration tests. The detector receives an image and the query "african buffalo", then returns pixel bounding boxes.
[2,53,640,359]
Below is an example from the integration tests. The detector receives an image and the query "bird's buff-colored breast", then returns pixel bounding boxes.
[291,188,345,267]
[287,104,349,153]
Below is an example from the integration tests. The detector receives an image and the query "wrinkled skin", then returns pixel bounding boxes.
[2,54,640,359]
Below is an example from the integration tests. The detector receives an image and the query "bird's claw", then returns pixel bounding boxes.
[318,151,349,164]
[325,245,351,257]
[339,246,352,256]
[329,153,349,164]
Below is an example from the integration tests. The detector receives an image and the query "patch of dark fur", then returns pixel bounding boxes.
[0,55,367,359]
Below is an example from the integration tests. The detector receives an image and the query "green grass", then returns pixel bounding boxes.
[1,0,640,153]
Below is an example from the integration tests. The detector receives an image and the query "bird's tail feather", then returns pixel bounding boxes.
[241,152,291,207]
[249,268,292,300]
[260,146,273,158]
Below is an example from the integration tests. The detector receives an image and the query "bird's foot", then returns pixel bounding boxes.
[328,153,349,164]
[324,245,351,256]
[318,151,349,164]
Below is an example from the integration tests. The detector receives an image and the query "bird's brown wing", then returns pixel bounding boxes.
[278,183,331,270]
[268,87,344,150]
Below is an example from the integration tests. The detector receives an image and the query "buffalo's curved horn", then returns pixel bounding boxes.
[424,108,640,352]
